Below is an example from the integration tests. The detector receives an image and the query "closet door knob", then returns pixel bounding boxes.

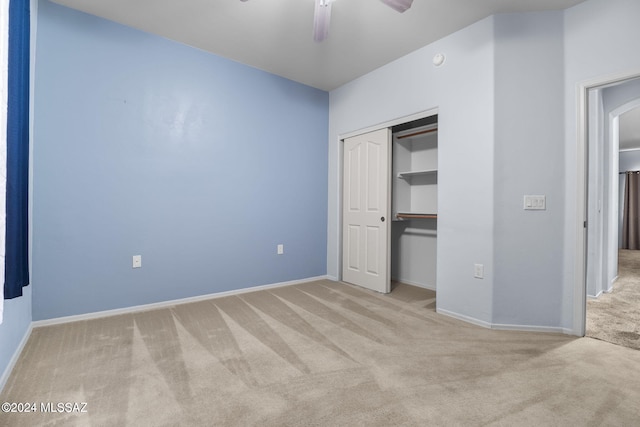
[381,216,385,222]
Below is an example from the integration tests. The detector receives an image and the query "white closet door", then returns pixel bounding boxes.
[342,128,391,293]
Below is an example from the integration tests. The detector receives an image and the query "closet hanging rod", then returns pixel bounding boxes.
[396,213,438,220]
[396,127,438,139]
[619,171,640,174]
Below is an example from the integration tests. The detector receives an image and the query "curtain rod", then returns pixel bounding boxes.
[619,171,640,174]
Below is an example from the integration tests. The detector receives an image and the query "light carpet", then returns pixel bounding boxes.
[1,280,640,426]
[587,249,640,350]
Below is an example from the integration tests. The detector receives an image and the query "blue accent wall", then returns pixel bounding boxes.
[32,1,328,320]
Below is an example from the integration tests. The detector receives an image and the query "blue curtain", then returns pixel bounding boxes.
[4,0,30,299]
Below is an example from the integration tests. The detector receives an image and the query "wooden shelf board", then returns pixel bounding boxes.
[396,213,438,220]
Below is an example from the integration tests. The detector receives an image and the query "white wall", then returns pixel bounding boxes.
[330,0,640,333]
[391,223,437,289]
[619,151,640,173]
[564,0,640,330]
[492,11,565,327]
[328,16,496,324]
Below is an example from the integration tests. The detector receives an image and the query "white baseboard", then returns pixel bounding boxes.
[33,275,329,328]
[437,308,569,334]
[588,281,616,299]
[587,291,602,300]
[0,323,33,393]
[436,308,492,329]
[491,323,568,334]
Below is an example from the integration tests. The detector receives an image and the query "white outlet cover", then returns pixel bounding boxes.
[133,255,142,268]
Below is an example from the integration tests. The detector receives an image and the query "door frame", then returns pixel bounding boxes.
[574,69,640,336]
[337,108,439,283]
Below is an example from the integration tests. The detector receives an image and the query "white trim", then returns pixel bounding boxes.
[339,108,439,141]
[491,323,570,334]
[603,276,616,294]
[438,308,570,334]
[575,68,640,338]
[611,99,640,155]
[33,275,329,327]
[436,308,492,329]
[574,81,588,337]
[586,275,617,299]
[587,291,602,299]
[0,323,33,392]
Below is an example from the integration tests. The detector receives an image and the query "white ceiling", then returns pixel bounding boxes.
[50,0,585,91]
[619,107,640,151]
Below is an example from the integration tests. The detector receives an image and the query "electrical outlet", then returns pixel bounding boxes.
[277,244,284,255]
[474,263,484,279]
[132,255,142,268]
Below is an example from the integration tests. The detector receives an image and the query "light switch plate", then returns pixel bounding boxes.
[132,255,142,268]
[474,264,484,279]
[524,195,546,210]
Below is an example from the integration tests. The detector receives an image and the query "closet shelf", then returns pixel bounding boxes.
[397,169,438,179]
[396,213,438,220]
[395,127,438,140]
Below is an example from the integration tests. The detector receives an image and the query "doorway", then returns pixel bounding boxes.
[583,75,640,348]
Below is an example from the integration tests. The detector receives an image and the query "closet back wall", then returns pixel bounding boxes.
[32,1,328,320]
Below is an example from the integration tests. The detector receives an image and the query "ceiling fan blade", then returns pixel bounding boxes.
[380,0,414,13]
[313,0,332,42]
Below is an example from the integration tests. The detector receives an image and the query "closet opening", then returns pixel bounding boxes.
[340,111,438,307]
[390,115,438,293]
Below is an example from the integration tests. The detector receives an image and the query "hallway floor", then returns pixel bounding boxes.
[587,249,640,350]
